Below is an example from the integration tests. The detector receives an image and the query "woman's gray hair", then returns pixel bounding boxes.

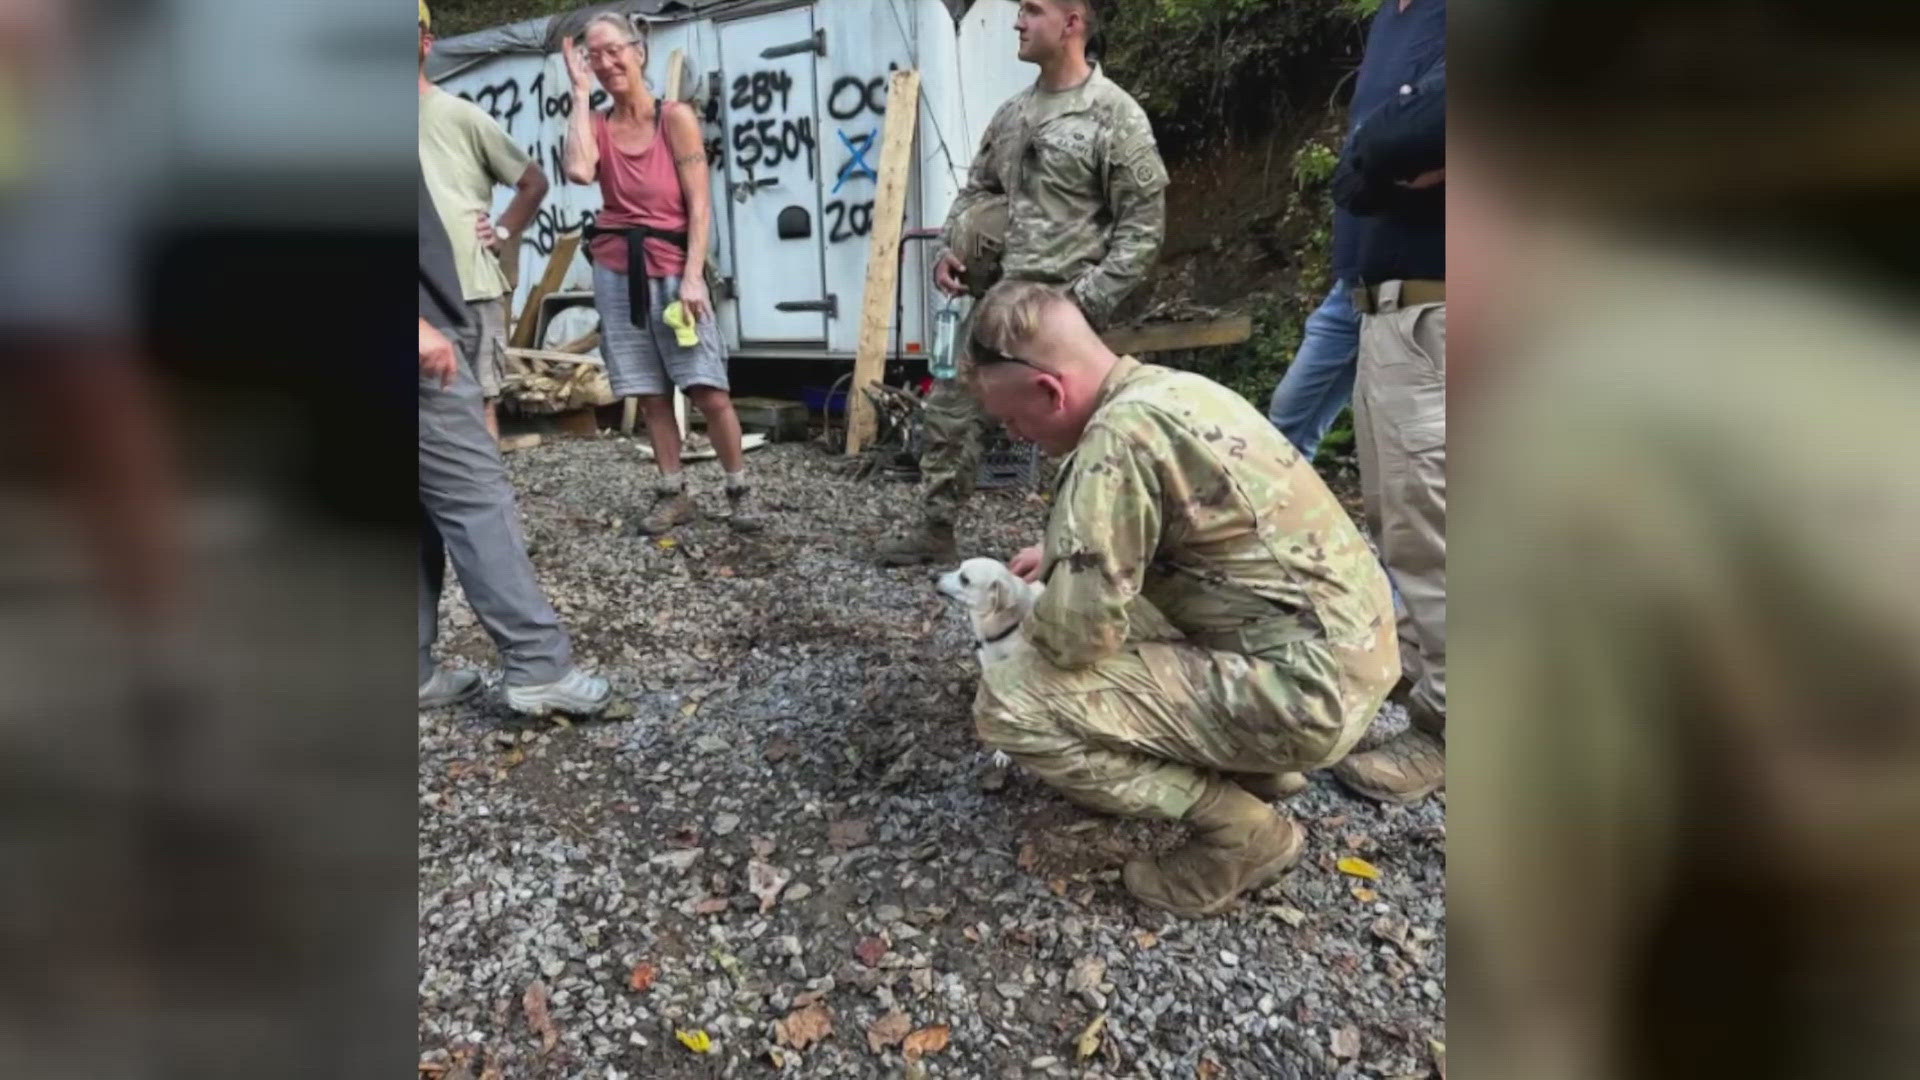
[581,11,646,46]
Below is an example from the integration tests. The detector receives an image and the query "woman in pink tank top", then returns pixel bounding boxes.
[560,14,760,535]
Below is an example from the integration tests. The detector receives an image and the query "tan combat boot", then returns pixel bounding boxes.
[631,489,695,536]
[874,518,957,567]
[1330,728,1445,805]
[1230,771,1309,801]
[1123,781,1306,918]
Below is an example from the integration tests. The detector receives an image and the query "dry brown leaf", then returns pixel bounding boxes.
[1134,931,1159,950]
[748,859,791,912]
[764,737,796,762]
[1331,1025,1361,1059]
[1269,904,1309,927]
[1197,1057,1223,1079]
[774,1002,834,1050]
[477,1053,503,1080]
[793,989,827,1009]
[1067,955,1107,996]
[1048,878,1069,897]
[866,1010,912,1053]
[1352,886,1379,903]
[693,896,730,915]
[522,979,559,1052]
[828,818,871,850]
[901,1024,951,1062]
[962,926,981,944]
[628,961,658,993]
[854,935,890,967]
[1016,843,1039,872]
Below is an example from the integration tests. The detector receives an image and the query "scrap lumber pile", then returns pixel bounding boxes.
[502,329,615,415]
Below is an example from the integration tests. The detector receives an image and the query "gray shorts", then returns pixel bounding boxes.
[455,297,509,399]
[592,263,729,397]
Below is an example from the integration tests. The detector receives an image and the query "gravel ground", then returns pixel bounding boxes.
[419,436,1446,1080]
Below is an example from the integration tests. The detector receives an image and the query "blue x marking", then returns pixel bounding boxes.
[833,129,877,194]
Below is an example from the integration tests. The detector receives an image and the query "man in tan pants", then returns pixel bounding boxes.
[1331,60,1446,803]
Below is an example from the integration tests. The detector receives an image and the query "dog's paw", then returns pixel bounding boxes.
[990,749,1011,769]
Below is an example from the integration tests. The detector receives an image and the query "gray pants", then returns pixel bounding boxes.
[418,360,571,688]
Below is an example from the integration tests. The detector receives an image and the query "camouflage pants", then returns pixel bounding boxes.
[920,378,997,525]
[973,636,1393,821]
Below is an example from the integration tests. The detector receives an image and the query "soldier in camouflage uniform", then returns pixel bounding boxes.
[963,281,1400,917]
[876,0,1167,566]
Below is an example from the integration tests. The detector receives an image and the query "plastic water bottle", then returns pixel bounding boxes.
[929,296,969,381]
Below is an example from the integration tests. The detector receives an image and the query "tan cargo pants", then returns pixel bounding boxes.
[1352,282,1447,731]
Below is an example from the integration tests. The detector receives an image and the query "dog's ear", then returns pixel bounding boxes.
[986,574,1013,614]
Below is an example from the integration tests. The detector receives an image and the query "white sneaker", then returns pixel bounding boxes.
[419,667,482,709]
[505,667,612,717]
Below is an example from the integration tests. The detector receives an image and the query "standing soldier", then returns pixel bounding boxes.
[875,0,1167,566]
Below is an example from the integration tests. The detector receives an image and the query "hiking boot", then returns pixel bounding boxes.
[1230,770,1309,801]
[724,482,764,534]
[631,490,695,536]
[419,667,481,709]
[875,518,957,566]
[505,667,612,718]
[1330,727,1445,805]
[1122,781,1306,918]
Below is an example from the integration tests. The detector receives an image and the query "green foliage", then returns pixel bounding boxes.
[1097,0,1370,153]
[1290,140,1338,190]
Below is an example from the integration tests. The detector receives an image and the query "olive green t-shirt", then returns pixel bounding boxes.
[418,86,532,302]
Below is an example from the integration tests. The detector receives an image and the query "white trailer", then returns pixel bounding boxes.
[427,0,1032,361]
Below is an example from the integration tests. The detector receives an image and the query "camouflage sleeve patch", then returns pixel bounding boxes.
[1122,143,1170,196]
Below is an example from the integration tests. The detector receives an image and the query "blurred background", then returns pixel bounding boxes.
[1449,2,1920,1078]
[0,0,416,1076]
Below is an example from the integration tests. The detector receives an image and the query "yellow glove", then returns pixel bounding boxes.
[662,301,700,348]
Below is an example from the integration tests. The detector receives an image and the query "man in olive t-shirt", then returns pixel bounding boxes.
[419,2,550,438]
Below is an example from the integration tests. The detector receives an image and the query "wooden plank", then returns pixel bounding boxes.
[510,230,582,349]
[558,328,600,354]
[1101,315,1253,356]
[665,49,686,103]
[845,68,922,456]
[505,346,605,367]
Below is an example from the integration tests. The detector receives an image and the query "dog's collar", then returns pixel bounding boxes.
[974,618,1022,650]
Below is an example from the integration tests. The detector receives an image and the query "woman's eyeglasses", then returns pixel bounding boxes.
[579,43,634,64]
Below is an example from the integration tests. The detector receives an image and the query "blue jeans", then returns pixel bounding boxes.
[1266,280,1361,460]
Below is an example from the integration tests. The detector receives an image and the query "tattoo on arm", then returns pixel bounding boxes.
[674,150,706,167]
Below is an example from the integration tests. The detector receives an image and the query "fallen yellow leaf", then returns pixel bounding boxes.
[657,537,678,549]
[1336,856,1381,881]
[1077,1014,1106,1059]
[675,1029,712,1053]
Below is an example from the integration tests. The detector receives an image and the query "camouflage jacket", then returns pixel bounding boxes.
[1028,358,1394,671]
[942,65,1168,326]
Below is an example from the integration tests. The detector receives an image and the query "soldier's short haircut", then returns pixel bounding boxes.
[966,280,1074,382]
[1057,0,1097,39]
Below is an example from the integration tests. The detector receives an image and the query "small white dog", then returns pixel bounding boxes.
[936,557,1045,769]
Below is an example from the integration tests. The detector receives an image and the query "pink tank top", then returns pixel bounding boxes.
[588,104,690,278]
